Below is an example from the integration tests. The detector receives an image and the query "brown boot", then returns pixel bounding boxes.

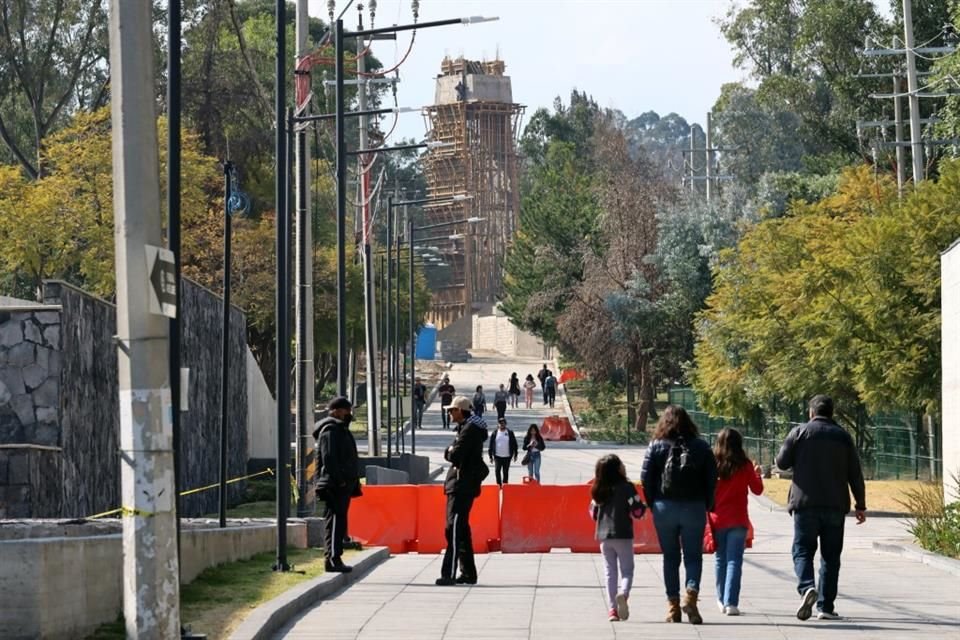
[665,597,681,623]
[682,588,703,624]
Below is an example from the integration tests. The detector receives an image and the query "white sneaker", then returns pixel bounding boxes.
[797,587,818,621]
[817,610,841,620]
[615,593,630,621]
[725,605,741,616]
[717,600,725,613]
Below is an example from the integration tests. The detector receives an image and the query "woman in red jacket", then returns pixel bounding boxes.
[710,427,764,616]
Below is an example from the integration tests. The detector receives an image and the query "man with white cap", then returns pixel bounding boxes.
[436,395,489,586]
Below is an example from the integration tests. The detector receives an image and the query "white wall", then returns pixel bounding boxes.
[472,307,549,358]
[247,349,277,460]
[942,239,960,503]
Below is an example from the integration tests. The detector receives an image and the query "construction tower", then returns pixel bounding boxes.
[421,57,524,328]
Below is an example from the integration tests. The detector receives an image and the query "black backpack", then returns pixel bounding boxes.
[660,437,699,499]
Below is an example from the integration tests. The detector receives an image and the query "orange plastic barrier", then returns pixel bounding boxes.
[632,484,661,553]
[413,484,501,554]
[558,369,585,384]
[501,483,599,552]
[347,485,418,553]
[540,416,577,441]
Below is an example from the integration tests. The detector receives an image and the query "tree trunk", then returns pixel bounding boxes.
[635,356,654,432]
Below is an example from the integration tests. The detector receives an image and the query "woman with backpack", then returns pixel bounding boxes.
[641,405,718,625]
[589,454,647,622]
[711,427,764,616]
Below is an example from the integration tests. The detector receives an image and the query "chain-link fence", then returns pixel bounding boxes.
[668,388,942,481]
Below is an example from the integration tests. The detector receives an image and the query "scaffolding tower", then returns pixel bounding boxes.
[421,57,524,328]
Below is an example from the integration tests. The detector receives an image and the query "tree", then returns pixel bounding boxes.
[0,0,109,178]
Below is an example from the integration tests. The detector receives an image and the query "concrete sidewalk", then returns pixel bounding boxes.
[277,355,959,639]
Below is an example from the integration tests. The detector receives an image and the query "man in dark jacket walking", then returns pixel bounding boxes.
[488,417,518,486]
[314,396,361,573]
[776,395,866,622]
[436,396,489,586]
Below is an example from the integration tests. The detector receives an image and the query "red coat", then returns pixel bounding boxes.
[709,463,764,531]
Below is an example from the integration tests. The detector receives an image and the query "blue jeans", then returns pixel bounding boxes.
[526,451,541,481]
[792,508,845,614]
[652,499,706,598]
[714,526,747,607]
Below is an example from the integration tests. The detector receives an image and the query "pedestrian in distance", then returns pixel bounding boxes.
[537,363,549,405]
[509,372,521,408]
[472,385,487,417]
[775,395,866,622]
[523,374,537,409]
[413,377,427,429]
[641,405,718,625]
[438,376,456,429]
[313,396,361,573]
[494,383,509,420]
[488,417,518,486]
[589,454,648,622]
[436,396,490,586]
[710,427,764,616]
[522,423,545,482]
[544,371,558,408]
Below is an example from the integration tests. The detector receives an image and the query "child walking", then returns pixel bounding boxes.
[590,454,647,622]
[710,428,764,616]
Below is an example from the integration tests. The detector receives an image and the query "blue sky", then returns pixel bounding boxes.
[307,0,745,139]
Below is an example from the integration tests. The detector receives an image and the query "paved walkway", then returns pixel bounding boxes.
[277,355,960,639]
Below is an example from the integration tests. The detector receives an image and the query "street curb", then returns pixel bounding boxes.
[872,541,960,576]
[750,494,911,518]
[228,547,390,640]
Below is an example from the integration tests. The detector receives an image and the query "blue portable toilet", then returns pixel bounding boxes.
[415,323,437,360]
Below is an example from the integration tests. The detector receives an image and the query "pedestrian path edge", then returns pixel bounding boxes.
[872,540,960,576]
[227,547,390,640]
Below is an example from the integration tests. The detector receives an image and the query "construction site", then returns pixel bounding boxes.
[419,56,525,329]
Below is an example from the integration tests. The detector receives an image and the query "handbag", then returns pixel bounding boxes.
[702,520,716,554]
[520,453,530,466]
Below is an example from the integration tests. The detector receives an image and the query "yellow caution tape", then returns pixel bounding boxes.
[86,468,276,519]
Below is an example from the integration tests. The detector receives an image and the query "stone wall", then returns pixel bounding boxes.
[0,280,250,519]
[942,239,960,502]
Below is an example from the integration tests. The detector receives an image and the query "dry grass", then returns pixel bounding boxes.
[762,478,930,514]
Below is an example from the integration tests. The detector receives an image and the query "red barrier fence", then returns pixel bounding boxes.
[347,483,752,554]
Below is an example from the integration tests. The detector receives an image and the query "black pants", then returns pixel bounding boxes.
[323,490,351,562]
[414,401,425,428]
[441,491,477,580]
[441,404,451,429]
[546,388,556,407]
[495,401,507,420]
[494,456,511,485]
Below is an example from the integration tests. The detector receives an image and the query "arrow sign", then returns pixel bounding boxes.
[145,244,177,318]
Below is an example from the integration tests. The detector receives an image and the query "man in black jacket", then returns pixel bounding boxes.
[488,417,518,486]
[314,396,361,573]
[776,395,867,622]
[436,396,489,586]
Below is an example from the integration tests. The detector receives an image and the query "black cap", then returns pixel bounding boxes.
[327,396,352,411]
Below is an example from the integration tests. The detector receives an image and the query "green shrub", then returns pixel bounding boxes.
[898,477,960,559]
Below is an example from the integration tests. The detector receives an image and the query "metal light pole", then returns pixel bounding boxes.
[219,161,233,528]
[385,196,394,465]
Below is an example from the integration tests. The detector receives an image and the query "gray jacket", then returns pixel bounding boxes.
[775,416,866,514]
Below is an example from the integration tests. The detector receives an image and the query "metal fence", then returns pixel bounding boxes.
[669,388,942,481]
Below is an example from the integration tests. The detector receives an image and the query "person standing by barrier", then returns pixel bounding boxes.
[641,405,717,625]
[472,385,487,417]
[523,374,537,409]
[436,396,489,586]
[509,372,521,408]
[313,396,361,573]
[544,372,558,408]
[522,423,545,481]
[438,376,456,429]
[537,363,549,405]
[775,395,866,622]
[488,417,518,486]
[590,454,647,622]
[494,384,510,420]
[710,427,764,616]
[413,377,427,429]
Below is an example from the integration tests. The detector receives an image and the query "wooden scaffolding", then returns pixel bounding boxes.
[421,57,524,328]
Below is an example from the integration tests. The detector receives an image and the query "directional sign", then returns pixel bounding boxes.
[145,244,177,318]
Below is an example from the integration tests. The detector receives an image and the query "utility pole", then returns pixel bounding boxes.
[903,0,925,184]
[894,74,907,195]
[335,19,348,398]
[293,0,314,518]
[357,19,382,456]
[108,0,180,635]
[705,113,713,203]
